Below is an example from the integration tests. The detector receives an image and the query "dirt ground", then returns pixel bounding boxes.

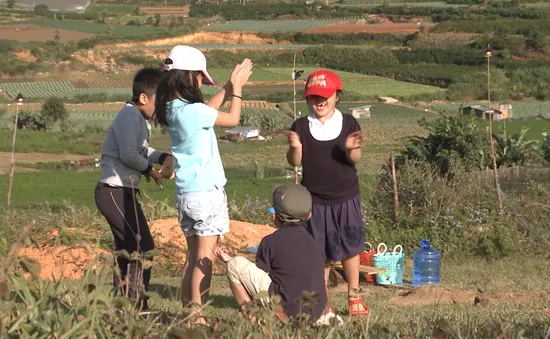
[17,218,276,280]
[0,25,93,43]
[97,32,287,49]
[302,23,435,34]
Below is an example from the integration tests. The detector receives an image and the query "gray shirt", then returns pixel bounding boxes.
[98,103,165,189]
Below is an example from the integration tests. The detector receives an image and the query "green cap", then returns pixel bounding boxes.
[272,184,312,223]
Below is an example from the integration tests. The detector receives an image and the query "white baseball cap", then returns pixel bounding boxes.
[163,45,215,86]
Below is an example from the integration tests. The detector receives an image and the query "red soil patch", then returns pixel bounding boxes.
[389,286,550,306]
[17,219,276,280]
[151,218,276,274]
[18,244,109,280]
[0,25,93,43]
[302,23,435,34]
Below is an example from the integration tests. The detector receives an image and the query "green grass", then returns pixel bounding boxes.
[433,101,550,119]
[0,131,103,155]
[293,102,438,124]
[487,120,550,141]
[345,78,445,100]
[84,3,140,16]
[202,20,340,33]
[26,18,170,37]
[342,1,468,7]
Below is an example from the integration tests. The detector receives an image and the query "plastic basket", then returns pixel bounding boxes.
[359,242,376,284]
[373,243,404,285]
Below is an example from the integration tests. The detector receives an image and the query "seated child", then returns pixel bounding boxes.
[215,183,327,324]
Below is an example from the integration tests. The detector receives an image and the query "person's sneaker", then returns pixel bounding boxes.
[315,309,344,327]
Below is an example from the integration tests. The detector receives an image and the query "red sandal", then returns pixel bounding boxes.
[348,296,369,317]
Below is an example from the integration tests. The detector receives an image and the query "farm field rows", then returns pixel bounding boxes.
[202,20,346,33]
[1,68,442,101]
[432,102,550,119]
[0,24,93,42]
[10,0,89,12]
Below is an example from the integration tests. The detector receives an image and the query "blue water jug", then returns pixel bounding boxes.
[412,239,440,287]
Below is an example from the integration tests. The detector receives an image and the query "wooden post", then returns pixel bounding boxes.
[292,54,299,184]
[5,103,19,223]
[390,152,399,224]
[486,45,504,215]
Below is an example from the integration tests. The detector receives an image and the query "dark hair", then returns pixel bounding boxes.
[131,68,163,103]
[153,58,204,126]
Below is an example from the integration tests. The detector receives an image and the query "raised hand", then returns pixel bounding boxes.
[288,131,302,149]
[230,58,253,91]
[345,131,366,151]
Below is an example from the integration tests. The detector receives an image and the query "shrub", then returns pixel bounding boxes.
[494,128,541,167]
[16,110,48,131]
[41,97,68,125]
[543,131,550,162]
[403,116,491,174]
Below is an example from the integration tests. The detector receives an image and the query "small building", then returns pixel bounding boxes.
[348,105,372,119]
[460,105,503,121]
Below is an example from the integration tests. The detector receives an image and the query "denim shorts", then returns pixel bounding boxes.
[176,189,230,238]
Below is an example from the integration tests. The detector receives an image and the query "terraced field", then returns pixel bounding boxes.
[202,20,343,33]
[432,102,550,119]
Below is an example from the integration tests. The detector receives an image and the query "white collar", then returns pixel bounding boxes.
[307,109,343,141]
[307,109,343,126]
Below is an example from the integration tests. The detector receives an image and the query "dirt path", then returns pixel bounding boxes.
[0,152,97,174]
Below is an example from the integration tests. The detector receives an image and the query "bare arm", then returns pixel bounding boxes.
[214,86,244,128]
[206,81,232,111]
[286,129,302,166]
[345,130,365,165]
[286,146,302,167]
[213,59,253,128]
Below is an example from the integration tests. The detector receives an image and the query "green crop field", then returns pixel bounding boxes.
[432,102,550,119]
[25,18,176,37]
[489,120,550,142]
[340,1,468,7]
[267,68,371,80]
[202,20,340,33]
[345,78,445,100]
[84,3,140,15]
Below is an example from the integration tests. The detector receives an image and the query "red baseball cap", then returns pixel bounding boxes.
[304,69,342,98]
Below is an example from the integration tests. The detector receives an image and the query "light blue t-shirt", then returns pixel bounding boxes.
[165,99,227,193]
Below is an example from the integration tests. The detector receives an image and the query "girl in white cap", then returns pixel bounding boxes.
[153,45,253,324]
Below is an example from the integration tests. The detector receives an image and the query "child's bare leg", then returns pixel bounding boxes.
[180,236,197,307]
[227,277,252,305]
[191,235,218,308]
[342,254,367,312]
[322,260,333,314]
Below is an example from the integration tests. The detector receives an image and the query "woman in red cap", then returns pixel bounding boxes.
[286,69,368,320]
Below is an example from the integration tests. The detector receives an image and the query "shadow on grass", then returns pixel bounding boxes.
[149,283,238,309]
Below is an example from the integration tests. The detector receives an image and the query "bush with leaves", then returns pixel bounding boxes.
[543,131,550,162]
[40,96,68,126]
[494,127,541,167]
[403,116,490,174]
[16,110,48,131]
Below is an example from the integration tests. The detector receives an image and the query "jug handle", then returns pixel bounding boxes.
[392,245,403,256]
[364,241,373,252]
[377,243,387,255]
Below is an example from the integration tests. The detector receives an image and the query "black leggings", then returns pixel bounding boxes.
[94,183,155,310]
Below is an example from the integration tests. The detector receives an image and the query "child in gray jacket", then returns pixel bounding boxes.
[94,68,174,311]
